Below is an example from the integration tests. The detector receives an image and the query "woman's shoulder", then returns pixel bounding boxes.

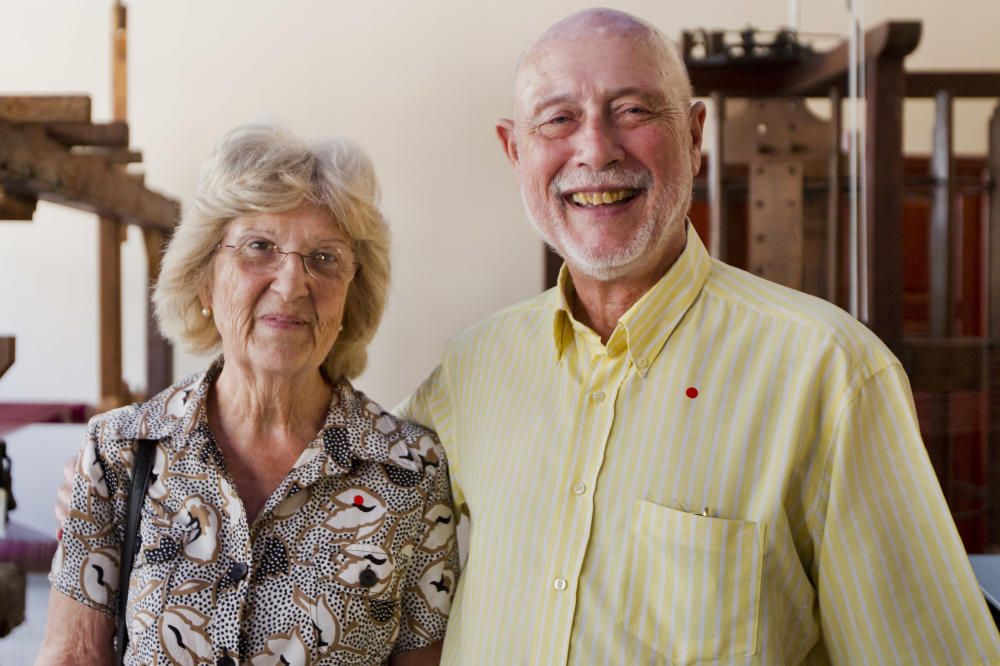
[86,367,212,446]
[336,381,446,464]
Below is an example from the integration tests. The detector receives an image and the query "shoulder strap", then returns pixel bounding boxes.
[115,438,158,665]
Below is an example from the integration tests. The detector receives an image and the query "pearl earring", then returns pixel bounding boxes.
[201,307,212,318]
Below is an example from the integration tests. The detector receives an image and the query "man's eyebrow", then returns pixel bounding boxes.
[527,93,575,118]
[607,87,669,103]
[527,87,669,117]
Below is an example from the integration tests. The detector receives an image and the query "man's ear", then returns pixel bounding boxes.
[496,118,519,167]
[687,101,707,177]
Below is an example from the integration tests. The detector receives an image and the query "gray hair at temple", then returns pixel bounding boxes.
[153,123,391,381]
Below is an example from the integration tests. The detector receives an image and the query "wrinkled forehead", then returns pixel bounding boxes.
[514,31,679,117]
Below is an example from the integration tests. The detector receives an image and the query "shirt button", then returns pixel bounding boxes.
[636,357,649,369]
[572,482,587,495]
[592,391,606,403]
[553,578,567,591]
[228,562,249,582]
[359,568,378,588]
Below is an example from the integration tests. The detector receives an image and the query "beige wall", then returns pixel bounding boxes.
[1,0,999,408]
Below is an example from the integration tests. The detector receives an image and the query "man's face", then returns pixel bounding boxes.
[498,32,704,282]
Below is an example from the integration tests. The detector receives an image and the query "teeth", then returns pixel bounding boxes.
[570,190,635,206]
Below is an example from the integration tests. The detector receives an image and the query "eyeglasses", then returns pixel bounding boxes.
[216,239,359,283]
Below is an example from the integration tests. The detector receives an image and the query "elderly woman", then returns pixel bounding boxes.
[36,125,458,666]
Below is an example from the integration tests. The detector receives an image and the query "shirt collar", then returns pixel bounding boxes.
[550,225,712,376]
[136,357,394,473]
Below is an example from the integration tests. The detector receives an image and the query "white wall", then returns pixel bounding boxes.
[1,0,999,408]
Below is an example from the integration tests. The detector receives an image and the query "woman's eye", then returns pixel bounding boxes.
[311,251,338,265]
[246,239,276,252]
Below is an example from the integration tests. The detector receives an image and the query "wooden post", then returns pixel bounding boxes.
[708,92,726,260]
[0,337,14,380]
[927,90,955,496]
[112,2,127,123]
[929,90,955,338]
[144,228,172,395]
[827,86,841,305]
[987,103,1000,545]
[98,216,125,409]
[864,38,909,355]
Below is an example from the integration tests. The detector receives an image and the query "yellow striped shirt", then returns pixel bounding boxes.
[398,229,1000,665]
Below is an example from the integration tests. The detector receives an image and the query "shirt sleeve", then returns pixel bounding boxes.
[815,363,1000,664]
[392,448,461,654]
[395,362,465,512]
[48,416,125,618]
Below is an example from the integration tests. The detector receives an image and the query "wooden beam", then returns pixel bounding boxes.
[0,337,13,380]
[929,90,955,338]
[784,22,922,96]
[98,217,124,409]
[827,86,841,305]
[688,22,922,99]
[864,35,908,355]
[143,228,172,395]
[69,147,142,164]
[0,121,179,231]
[0,96,90,123]
[902,338,986,393]
[112,2,128,122]
[708,92,726,260]
[45,122,129,148]
[988,103,1000,545]
[0,189,36,221]
[906,71,1000,98]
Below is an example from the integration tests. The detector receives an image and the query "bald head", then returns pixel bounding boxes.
[514,8,692,118]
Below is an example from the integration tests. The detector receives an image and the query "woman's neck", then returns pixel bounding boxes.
[211,361,333,447]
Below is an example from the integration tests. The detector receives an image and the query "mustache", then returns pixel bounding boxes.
[551,167,653,197]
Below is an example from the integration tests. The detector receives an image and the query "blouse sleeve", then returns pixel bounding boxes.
[392,448,461,653]
[49,416,126,618]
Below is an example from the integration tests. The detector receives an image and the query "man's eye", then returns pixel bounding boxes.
[622,106,648,115]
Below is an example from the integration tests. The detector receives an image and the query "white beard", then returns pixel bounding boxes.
[524,178,692,282]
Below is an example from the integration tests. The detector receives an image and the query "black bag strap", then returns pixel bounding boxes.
[115,438,158,665]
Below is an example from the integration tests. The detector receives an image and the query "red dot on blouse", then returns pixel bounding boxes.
[353,494,364,506]
[686,387,699,399]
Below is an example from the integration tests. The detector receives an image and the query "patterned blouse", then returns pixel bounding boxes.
[50,361,459,665]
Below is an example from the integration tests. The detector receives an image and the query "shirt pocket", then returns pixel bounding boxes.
[618,500,766,665]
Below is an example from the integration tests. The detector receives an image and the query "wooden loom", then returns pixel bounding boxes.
[543,21,1000,551]
[0,2,180,411]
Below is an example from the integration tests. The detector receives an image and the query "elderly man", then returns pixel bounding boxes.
[398,7,1000,665]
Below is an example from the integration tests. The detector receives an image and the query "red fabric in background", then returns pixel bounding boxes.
[0,403,90,437]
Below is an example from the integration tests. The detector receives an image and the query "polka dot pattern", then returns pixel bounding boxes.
[50,359,460,665]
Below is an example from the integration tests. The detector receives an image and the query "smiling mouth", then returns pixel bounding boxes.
[567,189,639,208]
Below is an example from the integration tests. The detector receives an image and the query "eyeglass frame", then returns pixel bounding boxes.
[215,240,361,282]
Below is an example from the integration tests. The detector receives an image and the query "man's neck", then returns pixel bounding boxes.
[567,231,686,344]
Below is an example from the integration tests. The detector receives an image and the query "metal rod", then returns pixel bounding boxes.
[708,92,726,260]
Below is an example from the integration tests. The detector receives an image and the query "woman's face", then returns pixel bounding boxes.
[204,204,354,381]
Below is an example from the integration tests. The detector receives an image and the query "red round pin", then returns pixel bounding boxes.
[686,387,699,399]
[353,494,364,506]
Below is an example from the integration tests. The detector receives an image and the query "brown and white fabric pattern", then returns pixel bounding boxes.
[50,359,459,665]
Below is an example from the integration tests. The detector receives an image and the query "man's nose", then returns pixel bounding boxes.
[271,252,310,300]
[574,116,624,169]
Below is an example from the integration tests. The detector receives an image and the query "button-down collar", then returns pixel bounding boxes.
[550,226,713,376]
